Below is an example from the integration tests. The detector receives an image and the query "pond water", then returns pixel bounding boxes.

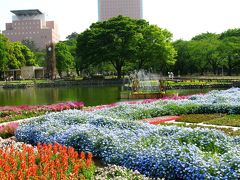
[0,86,225,106]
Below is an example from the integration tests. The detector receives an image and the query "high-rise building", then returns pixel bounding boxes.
[2,9,60,49]
[98,0,143,21]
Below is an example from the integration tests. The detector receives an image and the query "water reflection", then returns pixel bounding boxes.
[0,86,225,106]
[0,86,122,106]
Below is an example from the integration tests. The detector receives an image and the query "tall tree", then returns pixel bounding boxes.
[55,42,74,77]
[134,24,176,72]
[219,28,240,75]
[0,34,9,74]
[77,16,176,78]
[7,42,36,69]
[173,40,195,75]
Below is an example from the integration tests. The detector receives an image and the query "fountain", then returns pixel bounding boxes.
[121,70,167,99]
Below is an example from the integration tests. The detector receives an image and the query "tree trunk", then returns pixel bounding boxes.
[227,56,232,76]
[116,66,122,79]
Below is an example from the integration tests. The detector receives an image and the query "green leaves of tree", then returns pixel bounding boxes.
[76,16,176,78]
[55,42,74,77]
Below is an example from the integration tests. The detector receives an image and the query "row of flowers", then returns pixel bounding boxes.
[0,143,95,179]
[0,101,84,123]
[92,88,240,121]
[0,101,84,112]
[16,111,240,178]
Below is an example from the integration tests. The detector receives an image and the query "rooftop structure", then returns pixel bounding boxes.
[98,0,143,21]
[10,9,43,16]
[2,9,60,49]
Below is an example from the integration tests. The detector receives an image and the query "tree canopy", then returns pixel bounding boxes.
[0,34,36,77]
[173,28,240,75]
[76,16,176,78]
[55,42,74,77]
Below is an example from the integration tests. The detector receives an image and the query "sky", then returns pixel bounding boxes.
[0,0,240,41]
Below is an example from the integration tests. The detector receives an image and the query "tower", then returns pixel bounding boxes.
[98,0,143,21]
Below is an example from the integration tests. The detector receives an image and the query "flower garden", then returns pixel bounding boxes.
[0,88,240,179]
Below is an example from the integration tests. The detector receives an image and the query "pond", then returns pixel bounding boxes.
[0,86,225,106]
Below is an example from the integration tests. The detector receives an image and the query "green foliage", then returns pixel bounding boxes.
[0,34,9,72]
[219,28,240,39]
[77,16,176,78]
[173,40,196,75]
[66,32,79,40]
[174,28,240,76]
[0,34,36,74]
[191,32,219,41]
[7,42,36,69]
[21,39,38,52]
[133,24,176,72]
[55,42,74,77]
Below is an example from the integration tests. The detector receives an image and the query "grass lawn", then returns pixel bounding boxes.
[176,114,240,127]
[159,122,240,136]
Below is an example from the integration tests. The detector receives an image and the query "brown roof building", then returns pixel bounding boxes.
[98,0,143,21]
[2,9,60,49]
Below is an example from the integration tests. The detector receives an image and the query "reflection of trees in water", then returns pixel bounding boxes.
[0,86,123,106]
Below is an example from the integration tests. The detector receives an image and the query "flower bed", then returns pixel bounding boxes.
[0,143,95,179]
[16,110,240,179]
[142,116,180,125]
[0,102,84,123]
[0,122,19,138]
[15,88,240,179]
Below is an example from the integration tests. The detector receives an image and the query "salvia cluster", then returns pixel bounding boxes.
[0,143,94,179]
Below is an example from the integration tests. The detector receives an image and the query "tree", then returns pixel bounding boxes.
[66,32,79,40]
[188,39,221,75]
[77,16,176,78]
[133,24,176,72]
[173,40,195,75]
[7,42,36,69]
[219,28,240,40]
[63,33,80,75]
[21,39,38,52]
[55,42,74,77]
[218,37,240,75]
[0,34,9,74]
[191,32,219,41]
[218,29,240,75]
